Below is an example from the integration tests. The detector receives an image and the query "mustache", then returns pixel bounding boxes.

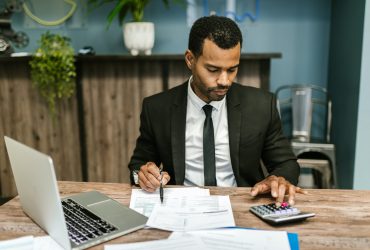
[207,84,231,92]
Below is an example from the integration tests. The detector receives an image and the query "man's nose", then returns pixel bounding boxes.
[217,71,229,85]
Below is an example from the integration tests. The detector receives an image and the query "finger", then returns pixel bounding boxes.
[138,179,156,193]
[251,182,269,196]
[270,179,279,197]
[139,168,159,190]
[250,185,259,196]
[162,172,171,185]
[146,162,161,179]
[296,186,308,194]
[288,185,296,205]
[144,162,161,189]
[137,170,152,190]
[275,184,286,207]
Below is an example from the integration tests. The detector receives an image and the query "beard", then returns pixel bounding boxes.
[205,84,231,101]
[191,77,232,103]
[207,84,230,92]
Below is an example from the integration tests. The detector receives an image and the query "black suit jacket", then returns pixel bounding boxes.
[128,82,299,186]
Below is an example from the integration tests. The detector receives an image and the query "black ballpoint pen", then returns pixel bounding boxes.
[159,168,164,203]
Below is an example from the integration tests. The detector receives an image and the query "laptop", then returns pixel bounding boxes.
[4,136,148,250]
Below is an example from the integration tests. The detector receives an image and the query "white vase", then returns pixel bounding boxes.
[123,22,155,56]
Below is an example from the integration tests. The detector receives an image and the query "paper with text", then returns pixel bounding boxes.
[104,236,210,250]
[169,228,291,250]
[130,187,210,217]
[146,195,235,231]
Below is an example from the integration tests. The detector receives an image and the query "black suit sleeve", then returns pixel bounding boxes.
[128,98,161,183]
[261,94,300,185]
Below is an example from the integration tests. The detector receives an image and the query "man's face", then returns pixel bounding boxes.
[185,39,241,103]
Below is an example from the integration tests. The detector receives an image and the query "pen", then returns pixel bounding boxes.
[159,166,164,203]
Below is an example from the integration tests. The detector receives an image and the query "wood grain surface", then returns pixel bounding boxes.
[0,181,369,250]
[0,62,82,197]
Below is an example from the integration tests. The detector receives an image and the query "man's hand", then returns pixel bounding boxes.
[250,175,307,206]
[137,162,170,192]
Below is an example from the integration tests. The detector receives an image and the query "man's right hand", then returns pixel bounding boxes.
[137,162,170,192]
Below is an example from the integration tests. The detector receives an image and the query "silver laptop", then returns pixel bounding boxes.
[4,136,147,250]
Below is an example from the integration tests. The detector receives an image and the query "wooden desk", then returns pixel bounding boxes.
[1,181,369,250]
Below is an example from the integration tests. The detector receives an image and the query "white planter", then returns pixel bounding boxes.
[123,22,155,56]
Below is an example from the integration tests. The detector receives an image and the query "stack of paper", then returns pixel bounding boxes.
[104,187,294,250]
[104,228,293,250]
[130,187,235,231]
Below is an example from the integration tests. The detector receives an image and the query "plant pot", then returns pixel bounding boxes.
[123,22,154,56]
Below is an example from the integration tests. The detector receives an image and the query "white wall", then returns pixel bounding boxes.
[354,0,370,189]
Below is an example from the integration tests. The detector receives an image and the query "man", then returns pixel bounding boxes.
[129,15,305,206]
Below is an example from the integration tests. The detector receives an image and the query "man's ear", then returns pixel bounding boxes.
[184,50,195,70]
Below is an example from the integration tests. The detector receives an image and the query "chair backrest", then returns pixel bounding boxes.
[275,84,332,143]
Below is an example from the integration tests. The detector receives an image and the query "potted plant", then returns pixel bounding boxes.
[29,32,76,118]
[88,0,178,55]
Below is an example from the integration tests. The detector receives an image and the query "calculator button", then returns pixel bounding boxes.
[281,202,289,207]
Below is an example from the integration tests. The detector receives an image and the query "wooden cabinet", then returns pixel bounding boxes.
[0,58,82,197]
[0,53,281,198]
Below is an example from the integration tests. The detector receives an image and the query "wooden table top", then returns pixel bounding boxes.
[1,181,369,250]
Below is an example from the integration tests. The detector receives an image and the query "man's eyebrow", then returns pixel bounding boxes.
[229,64,239,69]
[205,63,240,69]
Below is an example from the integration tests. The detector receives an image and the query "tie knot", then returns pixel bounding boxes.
[203,105,213,117]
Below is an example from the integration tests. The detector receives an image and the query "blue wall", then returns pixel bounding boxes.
[354,0,370,190]
[328,0,365,189]
[10,0,331,92]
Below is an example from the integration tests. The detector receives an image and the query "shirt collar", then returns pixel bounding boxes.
[187,76,226,112]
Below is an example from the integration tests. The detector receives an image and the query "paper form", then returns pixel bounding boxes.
[169,228,291,250]
[104,235,210,250]
[130,187,210,217]
[146,195,235,231]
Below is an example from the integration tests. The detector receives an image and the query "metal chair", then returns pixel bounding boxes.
[275,84,337,188]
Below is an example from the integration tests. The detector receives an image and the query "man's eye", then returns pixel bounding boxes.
[228,68,237,73]
[207,68,218,73]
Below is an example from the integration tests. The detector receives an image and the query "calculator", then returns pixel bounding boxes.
[249,202,315,225]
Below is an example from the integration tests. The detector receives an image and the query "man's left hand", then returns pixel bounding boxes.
[250,175,307,206]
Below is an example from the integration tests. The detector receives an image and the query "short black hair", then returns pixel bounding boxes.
[188,15,243,58]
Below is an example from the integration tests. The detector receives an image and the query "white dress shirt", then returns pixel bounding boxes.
[184,77,237,187]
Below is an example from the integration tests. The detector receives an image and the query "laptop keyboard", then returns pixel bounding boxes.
[62,199,118,245]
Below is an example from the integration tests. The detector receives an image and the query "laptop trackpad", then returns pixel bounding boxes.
[88,200,147,230]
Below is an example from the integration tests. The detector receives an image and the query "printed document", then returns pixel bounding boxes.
[130,187,210,217]
[104,236,210,250]
[146,195,235,231]
[169,228,291,250]
[104,228,290,250]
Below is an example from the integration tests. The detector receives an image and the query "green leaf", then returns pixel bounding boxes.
[29,31,76,119]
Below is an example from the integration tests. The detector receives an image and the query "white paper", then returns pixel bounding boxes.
[0,236,63,250]
[34,236,64,250]
[169,228,291,250]
[146,195,235,231]
[130,187,210,217]
[104,235,211,250]
[0,236,33,250]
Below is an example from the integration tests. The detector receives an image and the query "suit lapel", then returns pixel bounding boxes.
[227,84,241,183]
[171,82,188,184]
